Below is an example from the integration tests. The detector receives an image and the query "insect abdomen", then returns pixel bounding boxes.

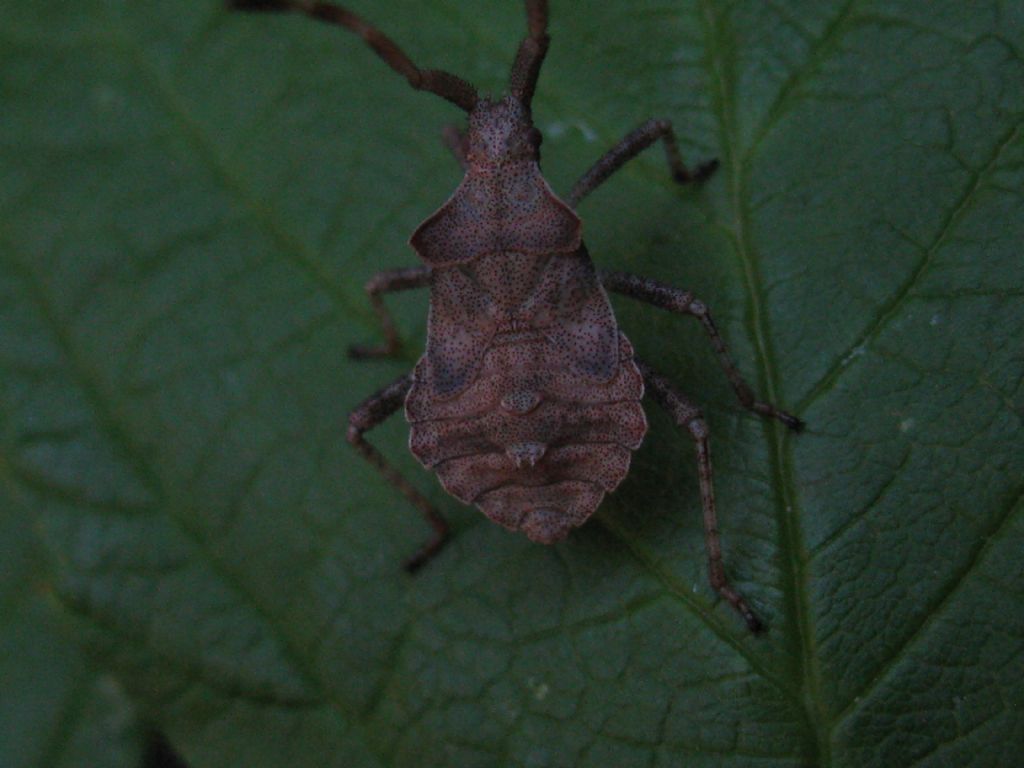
[407,334,647,543]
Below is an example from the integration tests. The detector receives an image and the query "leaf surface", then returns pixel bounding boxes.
[0,484,141,768]
[1,1,1022,766]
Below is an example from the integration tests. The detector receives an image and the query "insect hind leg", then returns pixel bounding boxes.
[637,360,764,632]
[348,373,450,571]
[601,271,803,431]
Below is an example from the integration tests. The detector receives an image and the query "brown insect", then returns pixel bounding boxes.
[231,0,802,631]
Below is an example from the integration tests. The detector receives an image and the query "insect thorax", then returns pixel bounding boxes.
[405,247,648,544]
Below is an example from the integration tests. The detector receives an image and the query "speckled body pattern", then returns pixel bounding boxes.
[406,99,646,543]
[232,0,803,630]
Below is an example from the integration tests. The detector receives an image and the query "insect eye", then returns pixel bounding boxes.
[528,128,543,148]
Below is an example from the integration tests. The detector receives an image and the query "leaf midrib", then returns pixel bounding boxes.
[696,1,832,764]
[449,8,825,754]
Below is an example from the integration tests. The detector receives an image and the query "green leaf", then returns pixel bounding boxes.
[0,483,142,768]
[2,1,1022,766]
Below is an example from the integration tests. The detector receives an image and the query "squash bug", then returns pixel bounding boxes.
[230,0,803,631]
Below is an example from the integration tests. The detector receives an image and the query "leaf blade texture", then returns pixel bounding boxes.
[1,1,1022,766]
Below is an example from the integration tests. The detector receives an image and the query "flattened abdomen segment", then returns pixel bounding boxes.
[407,333,647,542]
[436,442,633,504]
[409,400,647,467]
[479,482,606,544]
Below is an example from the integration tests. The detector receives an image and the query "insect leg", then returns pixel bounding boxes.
[602,271,803,431]
[509,0,550,108]
[229,1,478,111]
[349,265,431,360]
[568,118,717,208]
[636,360,763,633]
[347,373,449,571]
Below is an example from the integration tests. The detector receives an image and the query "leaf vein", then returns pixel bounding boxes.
[697,1,831,763]
[597,516,799,700]
[10,243,389,765]
[745,0,863,163]
[797,120,1024,412]
[830,483,1024,730]
[106,28,375,330]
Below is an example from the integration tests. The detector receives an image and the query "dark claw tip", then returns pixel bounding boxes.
[745,612,766,634]
[699,157,720,173]
[671,159,719,186]
[783,413,806,433]
[693,158,720,182]
[403,557,425,574]
[403,534,449,574]
[228,0,290,12]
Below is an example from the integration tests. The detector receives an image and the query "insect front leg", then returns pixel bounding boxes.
[568,118,718,208]
[348,265,431,360]
[602,271,804,431]
[637,360,763,632]
[347,373,449,571]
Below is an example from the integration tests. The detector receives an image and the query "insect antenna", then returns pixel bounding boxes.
[229,0,479,112]
[508,0,550,109]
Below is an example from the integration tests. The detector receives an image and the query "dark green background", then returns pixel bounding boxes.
[2,1,1022,766]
